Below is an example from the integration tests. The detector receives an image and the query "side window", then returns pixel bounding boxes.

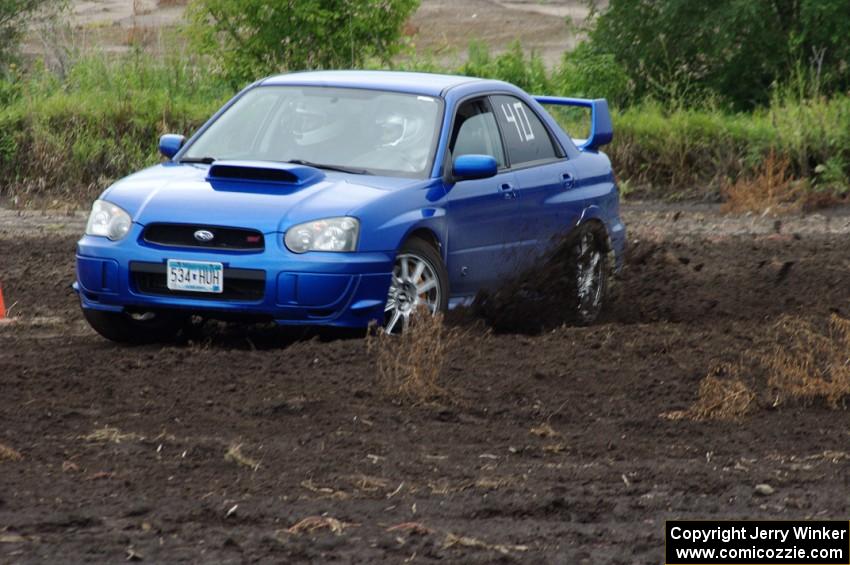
[449,98,506,168]
[490,95,558,166]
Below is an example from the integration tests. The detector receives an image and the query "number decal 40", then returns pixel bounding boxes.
[500,102,535,143]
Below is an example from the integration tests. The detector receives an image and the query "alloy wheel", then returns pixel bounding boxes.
[384,252,441,333]
[575,231,604,320]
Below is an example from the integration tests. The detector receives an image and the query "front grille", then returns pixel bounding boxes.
[131,263,265,301]
[143,224,265,251]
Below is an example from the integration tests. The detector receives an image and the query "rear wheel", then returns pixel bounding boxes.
[571,223,609,324]
[82,308,186,344]
[383,237,448,333]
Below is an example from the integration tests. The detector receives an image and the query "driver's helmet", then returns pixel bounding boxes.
[289,102,343,147]
[377,113,408,147]
[377,109,431,148]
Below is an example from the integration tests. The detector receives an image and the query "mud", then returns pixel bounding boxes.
[1,202,849,563]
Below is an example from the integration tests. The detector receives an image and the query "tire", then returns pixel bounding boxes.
[383,237,449,333]
[82,308,186,344]
[569,222,610,325]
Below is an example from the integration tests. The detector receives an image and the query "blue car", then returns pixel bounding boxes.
[75,70,625,342]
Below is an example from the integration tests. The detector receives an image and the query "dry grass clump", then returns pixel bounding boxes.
[529,423,560,438]
[763,314,850,408]
[83,426,143,443]
[224,443,260,471]
[443,532,529,555]
[667,314,850,421]
[664,364,755,421]
[721,151,804,214]
[366,311,460,403]
[0,442,23,462]
[287,516,352,536]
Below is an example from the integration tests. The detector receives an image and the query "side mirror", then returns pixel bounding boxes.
[159,134,185,159]
[452,154,498,181]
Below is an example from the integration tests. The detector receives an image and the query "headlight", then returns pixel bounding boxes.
[284,217,359,253]
[85,200,132,241]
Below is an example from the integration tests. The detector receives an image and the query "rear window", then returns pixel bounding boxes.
[490,95,559,167]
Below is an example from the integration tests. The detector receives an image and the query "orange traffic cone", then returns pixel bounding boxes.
[0,282,5,320]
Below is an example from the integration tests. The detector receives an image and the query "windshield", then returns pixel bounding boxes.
[182,86,443,178]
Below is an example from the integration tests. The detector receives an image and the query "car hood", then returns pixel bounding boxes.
[101,162,421,233]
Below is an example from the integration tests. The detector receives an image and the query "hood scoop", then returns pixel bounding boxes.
[207,160,325,187]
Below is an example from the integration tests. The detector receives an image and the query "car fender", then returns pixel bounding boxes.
[579,204,626,272]
[578,204,608,231]
[350,180,448,254]
[368,207,448,256]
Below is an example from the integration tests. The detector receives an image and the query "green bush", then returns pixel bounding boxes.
[554,43,632,107]
[457,40,552,94]
[586,0,850,110]
[186,0,420,87]
[0,0,53,71]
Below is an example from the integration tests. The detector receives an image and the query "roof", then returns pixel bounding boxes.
[261,70,481,97]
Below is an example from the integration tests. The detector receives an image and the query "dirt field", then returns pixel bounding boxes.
[1,203,849,563]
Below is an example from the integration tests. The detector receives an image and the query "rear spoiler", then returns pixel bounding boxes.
[534,96,613,151]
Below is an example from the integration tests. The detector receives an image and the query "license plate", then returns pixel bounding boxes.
[166,260,223,293]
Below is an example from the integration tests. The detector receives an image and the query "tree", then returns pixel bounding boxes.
[0,0,51,69]
[585,0,850,109]
[186,0,420,87]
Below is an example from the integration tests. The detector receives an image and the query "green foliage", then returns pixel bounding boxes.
[0,52,230,204]
[1,34,848,205]
[587,0,850,110]
[608,96,850,198]
[186,0,420,87]
[554,43,631,107]
[0,0,52,70]
[457,40,552,94]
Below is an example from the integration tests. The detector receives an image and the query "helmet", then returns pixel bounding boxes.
[288,102,344,147]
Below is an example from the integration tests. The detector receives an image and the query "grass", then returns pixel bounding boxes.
[286,516,352,536]
[0,442,23,462]
[83,426,143,443]
[443,532,529,555]
[1,41,848,206]
[0,51,230,206]
[667,314,850,421]
[366,311,459,404]
[224,443,260,471]
[764,315,850,408]
[610,96,850,201]
[663,364,756,422]
[721,151,805,214]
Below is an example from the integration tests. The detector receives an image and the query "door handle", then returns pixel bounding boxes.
[500,182,517,200]
[561,172,575,189]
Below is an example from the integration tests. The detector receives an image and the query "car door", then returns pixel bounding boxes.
[490,94,583,269]
[445,97,522,296]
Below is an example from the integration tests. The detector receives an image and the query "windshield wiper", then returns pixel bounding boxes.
[285,159,368,175]
[180,156,217,164]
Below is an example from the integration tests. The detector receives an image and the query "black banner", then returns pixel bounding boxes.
[666,520,850,564]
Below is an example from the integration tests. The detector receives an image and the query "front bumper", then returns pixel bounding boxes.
[74,227,394,327]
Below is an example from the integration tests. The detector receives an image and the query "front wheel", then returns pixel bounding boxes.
[383,237,449,333]
[82,308,186,344]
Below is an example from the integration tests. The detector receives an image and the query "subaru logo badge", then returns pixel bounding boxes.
[194,229,215,242]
